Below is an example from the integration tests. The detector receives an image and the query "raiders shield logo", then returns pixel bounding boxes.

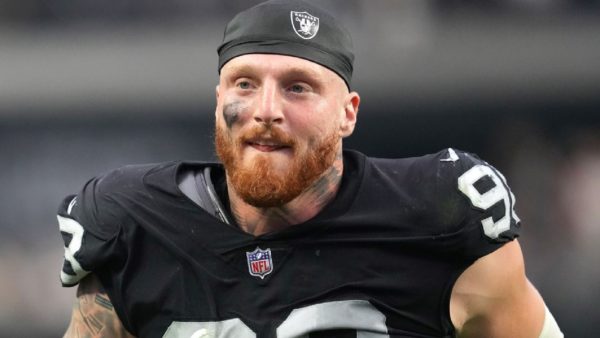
[290,11,319,39]
[246,247,273,279]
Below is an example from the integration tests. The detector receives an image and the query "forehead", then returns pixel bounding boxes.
[220,54,341,83]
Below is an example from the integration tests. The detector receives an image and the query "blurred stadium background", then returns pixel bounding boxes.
[1,0,599,337]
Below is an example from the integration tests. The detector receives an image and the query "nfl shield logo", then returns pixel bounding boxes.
[290,11,319,40]
[246,247,273,279]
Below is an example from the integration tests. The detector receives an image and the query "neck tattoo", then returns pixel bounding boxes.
[229,152,343,236]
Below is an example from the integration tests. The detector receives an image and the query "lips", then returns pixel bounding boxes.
[247,140,290,152]
[240,127,295,153]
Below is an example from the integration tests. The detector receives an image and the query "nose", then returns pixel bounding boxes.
[253,80,284,125]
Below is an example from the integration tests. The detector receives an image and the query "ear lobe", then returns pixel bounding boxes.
[215,85,220,101]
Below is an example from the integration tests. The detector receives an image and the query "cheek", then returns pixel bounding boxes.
[301,110,341,138]
[294,99,338,129]
[294,121,336,152]
[221,101,249,129]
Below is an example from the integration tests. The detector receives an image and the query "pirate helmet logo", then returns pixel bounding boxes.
[290,11,319,40]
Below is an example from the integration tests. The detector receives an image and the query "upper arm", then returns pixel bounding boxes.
[63,274,135,338]
[450,240,546,338]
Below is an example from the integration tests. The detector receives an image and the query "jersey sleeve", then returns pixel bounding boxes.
[57,172,128,287]
[438,148,521,260]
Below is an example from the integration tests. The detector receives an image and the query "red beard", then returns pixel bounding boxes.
[215,124,339,208]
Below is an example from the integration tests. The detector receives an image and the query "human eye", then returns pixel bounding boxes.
[236,80,252,90]
[288,83,309,94]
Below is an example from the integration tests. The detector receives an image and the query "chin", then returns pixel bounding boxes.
[242,146,294,168]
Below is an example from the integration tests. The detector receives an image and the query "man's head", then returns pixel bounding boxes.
[217,0,355,90]
[214,0,360,208]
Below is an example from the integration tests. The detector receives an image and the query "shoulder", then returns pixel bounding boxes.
[60,161,181,239]
[358,148,520,242]
[57,161,183,287]
[95,161,180,195]
[363,148,482,184]
[361,148,477,227]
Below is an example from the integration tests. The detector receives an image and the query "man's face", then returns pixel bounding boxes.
[214,54,358,207]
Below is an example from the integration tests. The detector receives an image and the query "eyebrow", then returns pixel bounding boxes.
[224,64,324,83]
[281,67,323,83]
[224,64,259,79]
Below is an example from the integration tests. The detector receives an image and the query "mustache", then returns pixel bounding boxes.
[238,125,296,147]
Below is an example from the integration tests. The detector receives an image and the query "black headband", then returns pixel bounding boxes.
[217,0,354,89]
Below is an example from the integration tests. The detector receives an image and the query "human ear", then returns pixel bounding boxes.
[214,85,221,119]
[340,91,360,137]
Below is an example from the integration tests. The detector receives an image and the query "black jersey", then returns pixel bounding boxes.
[57,149,520,338]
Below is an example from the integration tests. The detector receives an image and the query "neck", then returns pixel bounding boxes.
[227,152,344,236]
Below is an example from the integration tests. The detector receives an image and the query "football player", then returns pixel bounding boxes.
[58,1,563,337]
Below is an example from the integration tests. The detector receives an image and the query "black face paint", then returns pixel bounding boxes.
[222,102,244,129]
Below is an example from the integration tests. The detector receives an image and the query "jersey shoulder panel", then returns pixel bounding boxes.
[435,148,522,263]
[447,149,521,239]
[60,162,175,239]
[361,148,520,246]
[362,149,471,236]
[412,147,520,240]
[57,161,180,286]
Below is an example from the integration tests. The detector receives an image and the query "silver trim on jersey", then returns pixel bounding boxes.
[201,167,232,225]
[177,166,232,225]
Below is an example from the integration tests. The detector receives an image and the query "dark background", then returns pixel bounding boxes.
[1,0,599,337]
